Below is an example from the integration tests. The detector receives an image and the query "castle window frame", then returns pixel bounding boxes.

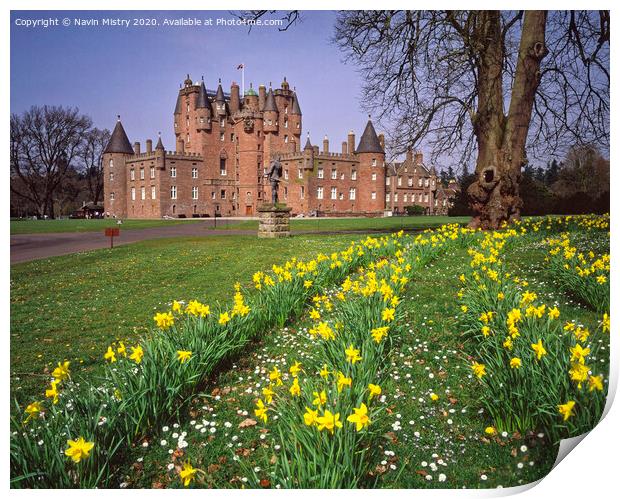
[371,172,376,181]
[296,123,300,129]
[131,187,136,201]
[394,193,399,202]
[220,118,225,128]
[284,169,289,180]
[284,135,289,143]
[284,186,288,199]
[230,133,235,142]
[386,177,390,186]
[386,193,390,202]
[349,187,356,200]
[284,107,288,114]
[331,187,337,200]
[150,167,155,179]
[192,167,198,179]
[109,172,114,181]
[397,176,402,186]
[284,119,288,129]
[130,169,135,181]
[298,169,303,179]
[425,178,430,187]
[351,170,357,180]
[300,186,305,199]
[371,191,376,200]
[140,168,144,180]
[418,178,423,187]
[372,158,377,167]
[331,169,337,180]
[170,186,177,199]
[170,167,177,178]
[192,186,198,200]
[141,186,146,200]
[220,132,225,142]
[151,186,156,199]
[431,179,435,187]
[220,158,227,176]
[408,177,413,187]
[110,192,115,201]
[318,168,324,179]
[404,193,408,203]
[211,191,216,200]
[109,159,113,168]
[317,186,324,200]
[220,189,226,199]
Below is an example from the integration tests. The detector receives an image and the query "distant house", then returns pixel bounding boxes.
[70,202,104,219]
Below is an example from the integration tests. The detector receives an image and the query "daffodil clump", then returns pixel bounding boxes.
[458,215,609,443]
[245,224,476,488]
[11,232,413,489]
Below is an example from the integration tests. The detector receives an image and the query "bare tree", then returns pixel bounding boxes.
[333,11,609,228]
[80,127,111,205]
[10,106,92,218]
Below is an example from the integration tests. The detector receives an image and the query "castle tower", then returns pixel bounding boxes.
[356,119,386,213]
[196,79,212,132]
[230,82,240,114]
[289,92,302,150]
[103,116,134,218]
[244,83,259,111]
[174,74,202,153]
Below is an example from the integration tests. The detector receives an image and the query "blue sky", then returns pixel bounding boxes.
[10,10,371,155]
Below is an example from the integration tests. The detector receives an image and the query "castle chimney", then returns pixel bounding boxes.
[347,131,355,155]
[133,141,141,155]
[406,148,413,163]
[342,141,348,154]
[313,145,319,155]
[414,150,423,165]
[258,84,266,110]
[230,82,240,113]
[323,135,329,154]
[146,139,153,153]
[378,133,385,150]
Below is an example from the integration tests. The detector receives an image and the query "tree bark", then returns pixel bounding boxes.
[468,11,548,229]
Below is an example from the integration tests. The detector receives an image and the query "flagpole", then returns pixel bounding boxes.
[241,63,245,98]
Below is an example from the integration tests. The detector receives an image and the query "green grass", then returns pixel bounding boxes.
[10,218,202,234]
[10,234,359,405]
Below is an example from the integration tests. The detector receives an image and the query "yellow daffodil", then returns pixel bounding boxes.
[531,339,547,361]
[312,390,327,407]
[510,357,522,369]
[316,410,343,434]
[319,365,330,379]
[347,403,371,431]
[569,362,590,389]
[303,407,319,426]
[371,326,389,343]
[304,280,313,288]
[154,311,174,330]
[179,460,202,487]
[52,361,70,382]
[117,342,127,357]
[172,300,182,313]
[548,307,560,320]
[337,371,352,393]
[262,385,275,404]
[345,344,362,364]
[289,361,302,377]
[601,313,610,333]
[218,312,231,325]
[104,346,116,363]
[570,344,590,364]
[309,309,321,320]
[64,437,95,463]
[471,362,486,379]
[24,401,43,422]
[588,375,603,392]
[129,345,144,364]
[381,307,395,322]
[558,400,576,421]
[289,378,301,397]
[484,426,496,436]
[269,367,283,386]
[430,392,439,401]
[368,383,381,400]
[255,399,268,423]
[45,379,60,404]
[177,350,192,364]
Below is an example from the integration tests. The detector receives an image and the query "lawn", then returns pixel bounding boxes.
[10,215,609,489]
[10,218,202,234]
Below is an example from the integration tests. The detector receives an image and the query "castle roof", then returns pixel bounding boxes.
[304,136,313,150]
[214,81,226,102]
[291,92,302,115]
[196,81,211,109]
[104,118,134,154]
[174,93,182,114]
[263,88,278,112]
[356,119,384,154]
[155,134,165,150]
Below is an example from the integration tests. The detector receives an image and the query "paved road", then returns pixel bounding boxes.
[10,221,254,264]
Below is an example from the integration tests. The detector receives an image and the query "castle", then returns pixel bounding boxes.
[103,75,455,219]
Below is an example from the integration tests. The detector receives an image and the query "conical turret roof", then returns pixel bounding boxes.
[174,93,182,114]
[104,117,134,154]
[196,81,211,109]
[304,136,313,150]
[155,134,165,150]
[356,119,384,154]
[291,92,302,115]
[263,88,278,112]
[214,80,226,102]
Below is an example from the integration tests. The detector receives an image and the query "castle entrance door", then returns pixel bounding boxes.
[245,205,253,216]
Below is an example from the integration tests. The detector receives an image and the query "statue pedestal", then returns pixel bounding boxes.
[257,205,292,238]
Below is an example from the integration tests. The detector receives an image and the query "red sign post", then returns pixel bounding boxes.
[104,227,120,248]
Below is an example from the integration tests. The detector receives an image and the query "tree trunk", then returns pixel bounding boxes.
[468,11,548,229]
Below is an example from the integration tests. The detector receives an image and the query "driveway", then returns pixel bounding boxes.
[10,220,254,264]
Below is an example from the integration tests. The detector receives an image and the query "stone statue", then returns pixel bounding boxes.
[265,155,283,204]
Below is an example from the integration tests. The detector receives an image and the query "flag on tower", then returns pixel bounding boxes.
[237,63,244,70]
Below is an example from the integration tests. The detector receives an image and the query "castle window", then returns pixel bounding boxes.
[170,167,176,178]
[186,119,189,127]
[371,191,376,200]
[110,192,115,201]
[141,186,146,200]
[284,135,289,143]
[425,179,430,187]
[230,133,234,142]
[397,176,402,186]
[408,177,413,187]
[386,193,390,202]
[192,186,198,200]
[317,187,324,200]
[418,178,423,187]
[170,186,177,199]
[268,119,272,125]
[404,193,408,203]
[109,172,114,181]
[296,123,300,129]
[331,187,337,200]
[300,186,305,199]
[372,159,377,167]
[200,117,204,124]
[131,187,136,200]
[220,118,225,128]
[284,169,289,180]
[192,168,198,178]
[284,186,288,200]
[431,180,435,187]
[211,191,215,200]
[187,104,190,113]
[331,169,337,180]
[109,159,113,168]
[151,186,156,199]
[284,119,288,129]
[394,193,398,202]
[339,193,344,200]
[187,133,190,143]
[349,188,356,200]
[220,158,227,176]
[424,193,429,202]
[318,168,324,179]
[220,132,225,142]
[298,169,303,179]
[285,107,288,114]
[371,172,377,181]
[220,189,226,199]
[130,169,135,181]
[174,122,178,128]
[386,177,390,186]
[140,168,144,180]
[351,170,357,180]
[150,167,155,179]
[435,198,438,207]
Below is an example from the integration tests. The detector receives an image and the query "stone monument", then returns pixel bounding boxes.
[258,156,291,238]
